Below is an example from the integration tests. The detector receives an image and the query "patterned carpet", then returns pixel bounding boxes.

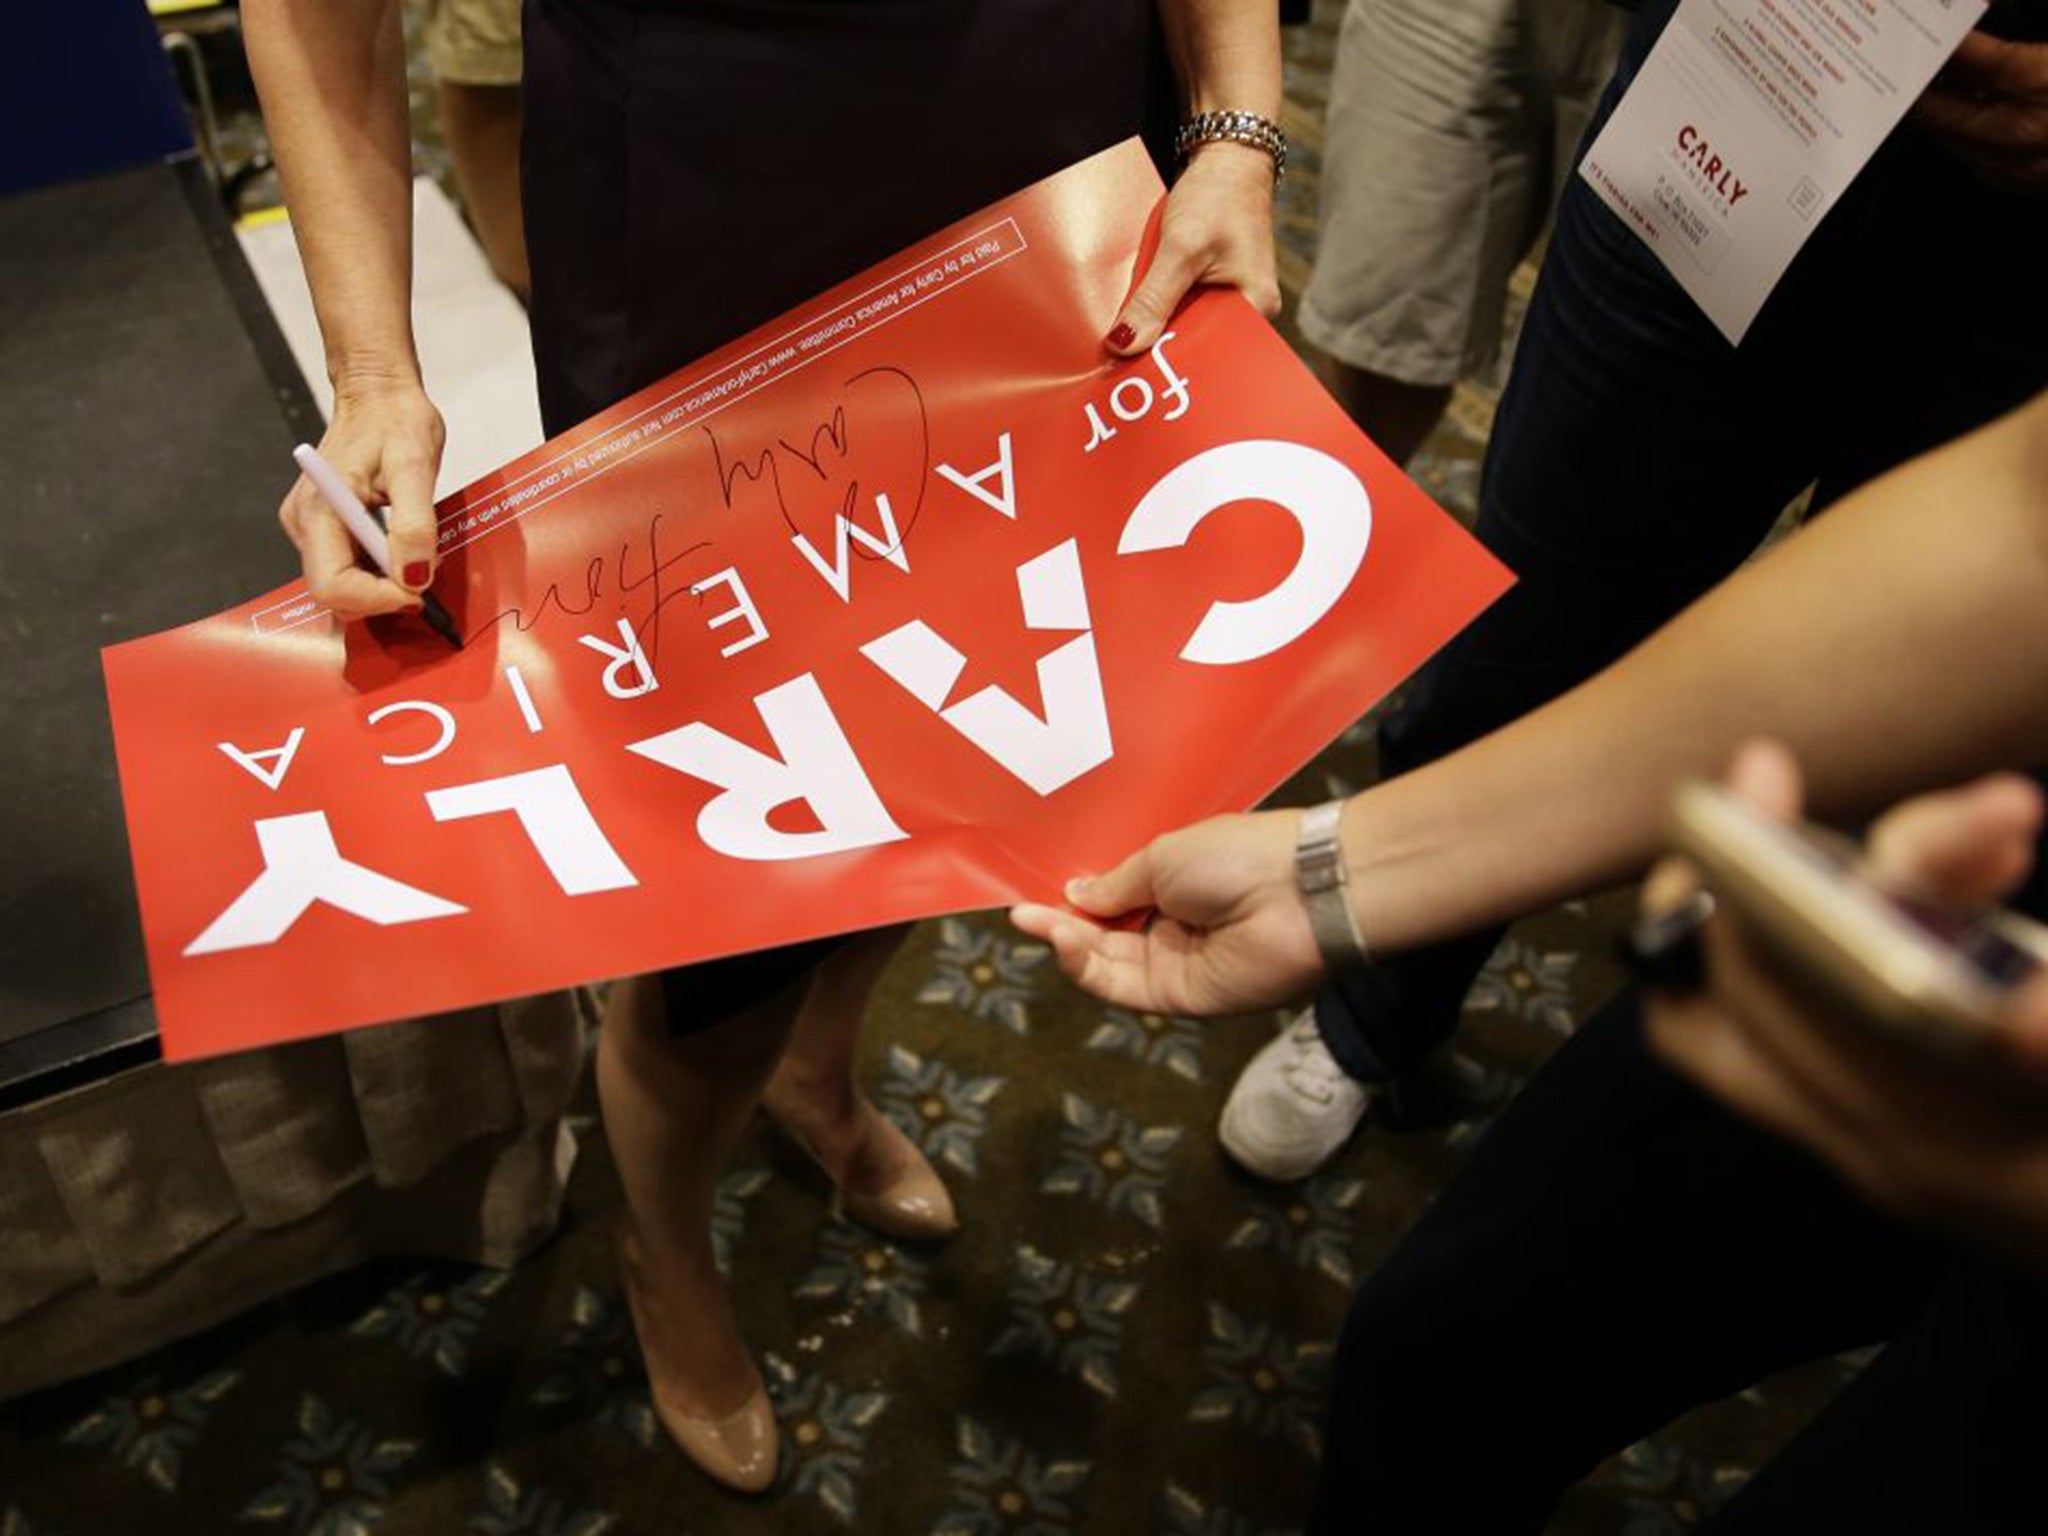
[0,5,1856,1532]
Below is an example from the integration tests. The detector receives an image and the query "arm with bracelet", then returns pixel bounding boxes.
[1012,392,2048,1016]
[1104,0,1287,357]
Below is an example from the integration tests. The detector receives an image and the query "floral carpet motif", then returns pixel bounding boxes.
[0,748,1852,1536]
[0,3,1857,1530]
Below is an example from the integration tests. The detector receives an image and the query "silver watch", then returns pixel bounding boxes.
[1295,801,1371,975]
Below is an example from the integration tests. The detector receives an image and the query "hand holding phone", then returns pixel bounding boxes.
[1660,776,2048,1063]
[1639,742,2048,1273]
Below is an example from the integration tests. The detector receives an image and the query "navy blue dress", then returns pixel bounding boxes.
[519,0,1175,1028]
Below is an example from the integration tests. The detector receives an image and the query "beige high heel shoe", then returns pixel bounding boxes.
[778,1106,960,1242]
[615,1226,779,1494]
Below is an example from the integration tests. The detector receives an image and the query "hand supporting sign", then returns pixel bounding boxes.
[102,141,1513,1059]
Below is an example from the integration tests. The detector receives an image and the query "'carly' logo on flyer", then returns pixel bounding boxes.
[1676,124,1750,207]
[182,419,1375,959]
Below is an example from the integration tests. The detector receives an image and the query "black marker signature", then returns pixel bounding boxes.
[469,511,714,667]
[467,365,931,655]
[701,365,932,559]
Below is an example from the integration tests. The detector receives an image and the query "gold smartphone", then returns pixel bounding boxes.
[1670,780,2048,1060]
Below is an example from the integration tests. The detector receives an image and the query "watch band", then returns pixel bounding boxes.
[1295,800,1371,975]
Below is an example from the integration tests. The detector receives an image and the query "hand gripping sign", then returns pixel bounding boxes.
[102,141,1513,1061]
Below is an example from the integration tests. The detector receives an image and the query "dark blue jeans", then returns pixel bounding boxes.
[1315,0,2048,1084]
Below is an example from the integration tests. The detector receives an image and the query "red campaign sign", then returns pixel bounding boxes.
[103,141,1512,1061]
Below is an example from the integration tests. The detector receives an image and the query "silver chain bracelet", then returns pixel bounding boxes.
[1175,109,1289,181]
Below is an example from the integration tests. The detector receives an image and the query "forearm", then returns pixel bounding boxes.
[243,0,418,396]
[1157,0,1282,118]
[1344,395,2048,954]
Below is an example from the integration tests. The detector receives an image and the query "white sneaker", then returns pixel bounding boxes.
[1218,1010,1374,1182]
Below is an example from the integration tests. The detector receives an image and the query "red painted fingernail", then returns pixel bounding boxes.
[1106,322,1136,351]
[402,560,431,589]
